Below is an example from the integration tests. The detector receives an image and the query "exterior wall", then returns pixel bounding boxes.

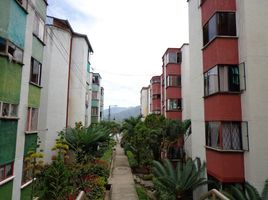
[68,37,88,127]
[140,87,149,117]
[181,44,190,120]
[39,26,71,163]
[237,0,268,192]
[91,73,102,123]
[150,76,161,114]
[188,1,208,198]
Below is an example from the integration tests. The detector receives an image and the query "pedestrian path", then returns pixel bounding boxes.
[109,143,138,200]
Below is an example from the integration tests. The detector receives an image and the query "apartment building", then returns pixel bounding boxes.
[0,0,47,199]
[140,86,150,118]
[39,16,94,163]
[150,76,161,115]
[91,73,103,124]
[187,0,268,194]
[161,48,183,120]
[100,87,104,121]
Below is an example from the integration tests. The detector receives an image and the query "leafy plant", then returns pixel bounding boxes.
[223,179,268,200]
[127,150,138,168]
[136,186,151,200]
[153,158,208,200]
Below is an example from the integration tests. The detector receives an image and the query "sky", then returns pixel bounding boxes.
[47,0,189,109]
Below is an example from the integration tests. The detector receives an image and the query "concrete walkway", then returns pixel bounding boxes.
[109,143,138,200]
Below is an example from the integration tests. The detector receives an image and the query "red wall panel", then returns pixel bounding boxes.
[203,38,239,72]
[201,0,236,25]
[166,64,181,75]
[206,148,244,183]
[166,87,181,99]
[204,94,241,121]
[166,111,182,121]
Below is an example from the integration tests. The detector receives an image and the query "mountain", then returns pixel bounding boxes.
[103,106,141,121]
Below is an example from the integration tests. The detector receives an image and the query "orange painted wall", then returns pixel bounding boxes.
[166,87,181,99]
[206,148,244,183]
[166,111,182,121]
[204,94,241,121]
[166,64,181,75]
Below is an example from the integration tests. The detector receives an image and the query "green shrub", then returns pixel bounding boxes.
[136,186,150,200]
[126,150,138,168]
[86,176,106,200]
[142,174,153,181]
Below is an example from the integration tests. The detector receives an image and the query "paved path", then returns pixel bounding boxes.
[109,143,138,200]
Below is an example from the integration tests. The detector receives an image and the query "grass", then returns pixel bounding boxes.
[136,185,151,200]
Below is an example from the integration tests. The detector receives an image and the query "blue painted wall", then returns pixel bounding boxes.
[8,0,27,49]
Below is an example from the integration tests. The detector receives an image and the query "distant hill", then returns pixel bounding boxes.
[103,106,140,121]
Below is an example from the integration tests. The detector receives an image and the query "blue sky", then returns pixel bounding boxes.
[47,0,189,108]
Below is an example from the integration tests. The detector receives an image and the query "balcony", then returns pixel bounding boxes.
[206,147,244,183]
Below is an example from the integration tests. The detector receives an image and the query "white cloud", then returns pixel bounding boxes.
[48,0,189,108]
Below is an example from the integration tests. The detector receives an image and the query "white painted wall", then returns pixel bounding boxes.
[12,3,34,199]
[39,26,71,163]
[140,87,149,117]
[68,36,88,127]
[237,0,268,192]
[181,44,190,121]
[188,0,207,198]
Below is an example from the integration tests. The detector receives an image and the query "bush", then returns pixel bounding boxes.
[86,176,106,200]
[142,174,153,181]
[136,186,150,200]
[126,150,138,168]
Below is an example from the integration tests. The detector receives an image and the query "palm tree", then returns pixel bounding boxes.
[63,124,110,163]
[223,179,268,200]
[153,158,208,200]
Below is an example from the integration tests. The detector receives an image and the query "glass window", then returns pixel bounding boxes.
[26,108,39,131]
[204,67,219,96]
[5,163,13,178]
[91,107,98,116]
[168,52,177,63]
[33,14,45,41]
[177,52,182,63]
[206,122,244,150]
[203,12,236,46]
[10,104,18,117]
[167,75,181,87]
[0,163,14,182]
[2,103,9,117]
[92,91,98,99]
[0,166,4,182]
[167,99,182,111]
[30,58,42,85]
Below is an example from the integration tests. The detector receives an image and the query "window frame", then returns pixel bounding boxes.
[33,13,45,42]
[203,12,237,46]
[205,121,248,151]
[0,102,19,118]
[204,65,243,97]
[0,162,14,183]
[166,75,181,87]
[167,98,182,111]
[30,57,42,86]
[26,107,39,132]
[0,37,24,63]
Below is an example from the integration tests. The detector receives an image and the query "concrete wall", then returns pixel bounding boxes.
[237,0,268,192]
[39,26,71,163]
[181,44,190,121]
[140,88,149,117]
[68,36,88,127]
[12,2,35,199]
[188,0,207,198]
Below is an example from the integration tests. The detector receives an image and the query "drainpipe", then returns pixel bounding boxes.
[66,32,73,127]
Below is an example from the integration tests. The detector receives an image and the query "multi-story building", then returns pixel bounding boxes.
[140,86,150,118]
[187,0,268,195]
[39,16,94,163]
[100,87,104,121]
[161,48,182,120]
[150,76,161,115]
[0,0,47,199]
[91,73,103,124]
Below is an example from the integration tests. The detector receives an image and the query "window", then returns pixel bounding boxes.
[167,99,182,111]
[204,65,243,96]
[92,91,98,99]
[26,108,38,132]
[0,37,23,63]
[206,121,248,150]
[177,52,182,63]
[91,107,98,116]
[151,77,160,84]
[203,12,236,46]
[167,75,181,87]
[92,76,99,84]
[164,52,182,65]
[0,102,18,118]
[30,58,42,86]
[33,14,45,41]
[0,162,14,182]
[152,94,160,99]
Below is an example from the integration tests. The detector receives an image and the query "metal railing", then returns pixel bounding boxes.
[199,189,230,200]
